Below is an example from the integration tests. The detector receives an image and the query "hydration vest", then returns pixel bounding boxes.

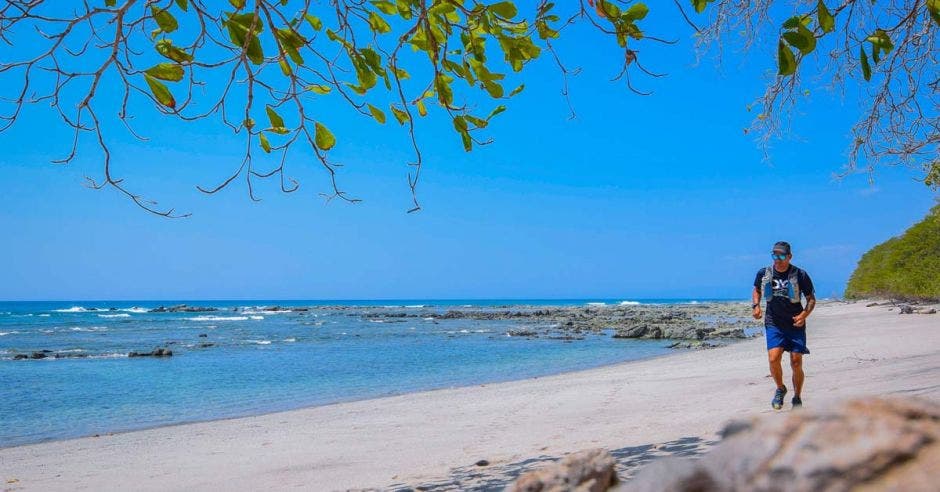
[760,266,802,304]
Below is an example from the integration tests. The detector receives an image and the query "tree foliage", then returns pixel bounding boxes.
[845,201,940,301]
[0,0,937,216]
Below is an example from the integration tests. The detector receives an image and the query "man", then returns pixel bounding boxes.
[752,241,816,410]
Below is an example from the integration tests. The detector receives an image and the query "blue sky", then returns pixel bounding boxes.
[0,3,935,301]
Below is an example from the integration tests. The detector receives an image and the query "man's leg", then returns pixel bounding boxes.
[790,352,804,397]
[768,347,785,389]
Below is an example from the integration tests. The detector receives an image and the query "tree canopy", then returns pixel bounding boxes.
[1,0,937,216]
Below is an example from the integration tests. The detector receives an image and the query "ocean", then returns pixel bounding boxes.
[0,299,729,447]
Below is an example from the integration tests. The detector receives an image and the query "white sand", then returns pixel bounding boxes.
[2,302,938,491]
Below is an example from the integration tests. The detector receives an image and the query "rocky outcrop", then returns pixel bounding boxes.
[625,397,940,491]
[128,348,173,357]
[508,448,618,492]
[148,304,217,313]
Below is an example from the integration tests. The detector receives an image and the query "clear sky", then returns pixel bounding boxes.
[0,3,936,301]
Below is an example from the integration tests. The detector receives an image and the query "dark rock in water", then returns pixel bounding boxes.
[199,343,214,348]
[899,304,915,314]
[30,351,48,359]
[627,397,940,492]
[128,348,173,357]
[198,333,208,338]
[475,459,489,467]
[508,448,617,492]
[109,307,118,311]
[507,329,538,337]
[13,354,28,360]
[149,304,218,313]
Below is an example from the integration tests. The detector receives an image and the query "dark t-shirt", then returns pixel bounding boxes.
[753,265,814,330]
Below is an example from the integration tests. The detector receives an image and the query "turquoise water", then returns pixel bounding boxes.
[0,299,724,447]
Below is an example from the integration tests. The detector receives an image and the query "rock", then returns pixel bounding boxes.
[626,397,940,492]
[475,459,489,467]
[509,448,617,492]
[866,302,880,307]
[507,329,538,337]
[917,308,937,314]
[199,343,214,348]
[30,351,47,359]
[899,304,915,314]
[13,354,28,360]
[149,304,217,313]
[128,348,173,357]
[198,333,208,337]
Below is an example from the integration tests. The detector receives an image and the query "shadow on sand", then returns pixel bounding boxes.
[386,435,717,492]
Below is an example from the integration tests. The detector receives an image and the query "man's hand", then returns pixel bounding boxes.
[752,306,762,320]
[793,311,808,327]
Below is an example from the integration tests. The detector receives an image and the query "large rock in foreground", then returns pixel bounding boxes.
[507,448,617,492]
[625,396,940,491]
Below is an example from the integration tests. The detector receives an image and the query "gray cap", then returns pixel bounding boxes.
[773,241,792,254]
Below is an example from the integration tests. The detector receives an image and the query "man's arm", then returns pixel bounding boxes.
[752,286,762,319]
[793,294,815,327]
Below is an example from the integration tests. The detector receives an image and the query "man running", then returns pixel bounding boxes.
[752,241,816,410]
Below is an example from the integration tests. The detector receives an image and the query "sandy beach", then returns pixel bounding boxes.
[2,301,938,491]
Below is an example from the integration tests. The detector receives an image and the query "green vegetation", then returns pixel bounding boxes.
[845,202,940,301]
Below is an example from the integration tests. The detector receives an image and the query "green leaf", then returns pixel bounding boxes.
[372,1,398,15]
[782,16,801,29]
[782,23,816,55]
[777,40,796,76]
[304,14,323,31]
[367,104,386,124]
[144,63,184,82]
[306,84,332,94]
[859,46,871,81]
[623,3,649,22]
[929,0,940,26]
[368,11,391,33]
[415,99,427,117]
[155,39,193,63]
[817,1,834,33]
[390,105,410,125]
[175,0,188,11]
[691,0,714,14]
[489,1,518,18]
[144,74,175,108]
[228,0,246,9]
[509,83,525,97]
[265,105,288,133]
[314,122,335,150]
[151,6,178,34]
[105,0,116,6]
[259,133,271,153]
[487,105,506,120]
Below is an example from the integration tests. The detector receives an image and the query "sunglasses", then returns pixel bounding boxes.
[771,253,788,260]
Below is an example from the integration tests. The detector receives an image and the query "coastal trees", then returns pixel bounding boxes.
[845,200,940,301]
[0,1,937,216]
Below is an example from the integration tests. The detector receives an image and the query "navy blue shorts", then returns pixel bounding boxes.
[765,325,810,354]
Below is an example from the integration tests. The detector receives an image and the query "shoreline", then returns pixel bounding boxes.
[2,301,938,490]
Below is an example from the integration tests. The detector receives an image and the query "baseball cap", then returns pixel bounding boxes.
[772,241,792,254]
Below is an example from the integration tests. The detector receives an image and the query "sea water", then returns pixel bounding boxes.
[0,299,719,447]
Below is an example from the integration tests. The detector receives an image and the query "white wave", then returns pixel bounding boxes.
[283,337,296,342]
[39,329,54,334]
[586,302,607,306]
[619,301,641,306]
[423,317,436,321]
[0,331,17,336]
[187,316,248,321]
[687,300,701,305]
[241,310,287,315]
[459,329,470,333]
[54,306,88,313]
[98,313,130,318]
[11,314,33,317]
[474,329,491,333]
[249,315,264,320]
[120,307,149,313]
[245,340,272,345]
[70,326,107,332]
[38,313,51,317]
[405,304,425,308]
[368,319,385,323]
[58,348,85,353]
[90,352,128,359]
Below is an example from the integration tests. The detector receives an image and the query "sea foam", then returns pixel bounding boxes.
[187,316,248,321]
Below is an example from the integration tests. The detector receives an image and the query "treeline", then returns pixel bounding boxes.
[845,202,940,301]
